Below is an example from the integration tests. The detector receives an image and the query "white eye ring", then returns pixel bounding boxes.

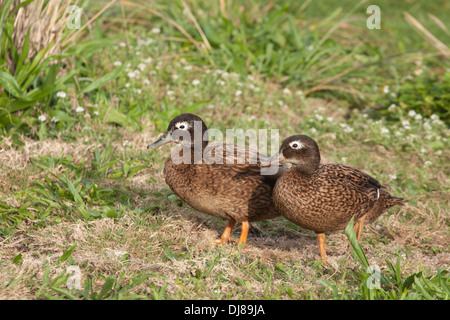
[175,121,189,130]
[289,141,304,149]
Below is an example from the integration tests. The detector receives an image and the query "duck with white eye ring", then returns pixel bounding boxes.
[147,113,288,247]
[261,134,404,262]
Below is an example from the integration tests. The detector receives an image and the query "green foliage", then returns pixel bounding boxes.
[376,71,450,124]
[1,0,448,301]
[33,260,150,300]
[0,1,68,133]
[0,145,146,235]
[321,218,450,300]
[160,1,372,94]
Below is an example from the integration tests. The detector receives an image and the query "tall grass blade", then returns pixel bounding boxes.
[344,217,370,269]
[81,64,125,94]
[96,276,115,300]
[59,242,77,263]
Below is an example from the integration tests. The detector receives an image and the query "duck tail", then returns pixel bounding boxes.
[386,196,404,207]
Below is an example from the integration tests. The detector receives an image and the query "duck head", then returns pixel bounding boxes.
[261,135,320,175]
[147,113,209,150]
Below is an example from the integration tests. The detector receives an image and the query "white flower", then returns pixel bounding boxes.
[235,90,242,96]
[38,115,46,122]
[216,79,225,86]
[326,117,334,123]
[192,79,200,86]
[183,65,192,71]
[127,70,140,79]
[382,85,389,93]
[166,90,174,96]
[339,123,353,133]
[295,90,304,96]
[125,83,130,88]
[113,61,122,67]
[388,104,397,112]
[119,42,126,47]
[430,114,440,121]
[414,68,423,76]
[75,106,84,113]
[424,161,432,167]
[283,88,292,95]
[143,79,151,85]
[230,72,240,79]
[389,174,397,180]
[51,116,59,123]
[380,127,389,134]
[123,140,132,147]
[133,88,142,94]
[401,119,411,130]
[414,114,422,121]
[93,111,99,116]
[172,74,179,80]
[151,27,161,34]
[137,63,146,71]
[143,57,153,64]
[408,110,416,117]
[114,250,128,258]
[315,114,324,121]
[344,126,353,133]
[56,91,66,98]
[310,127,318,134]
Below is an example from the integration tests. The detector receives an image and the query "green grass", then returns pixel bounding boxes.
[0,0,449,300]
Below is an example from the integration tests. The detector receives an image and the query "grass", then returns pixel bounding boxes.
[0,0,449,300]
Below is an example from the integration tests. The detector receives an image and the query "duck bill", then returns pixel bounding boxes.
[260,152,286,167]
[147,131,172,149]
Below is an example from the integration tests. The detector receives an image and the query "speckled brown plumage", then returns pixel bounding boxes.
[164,144,282,223]
[148,113,286,246]
[273,164,402,233]
[263,135,403,261]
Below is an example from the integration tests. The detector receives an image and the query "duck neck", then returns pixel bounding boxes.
[291,155,320,175]
[175,140,208,164]
[292,163,318,176]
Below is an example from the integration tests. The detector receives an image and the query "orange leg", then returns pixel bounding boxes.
[214,219,236,244]
[317,233,328,263]
[237,221,250,248]
[354,217,365,241]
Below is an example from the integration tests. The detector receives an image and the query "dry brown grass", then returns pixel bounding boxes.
[1,0,77,73]
[1,93,449,299]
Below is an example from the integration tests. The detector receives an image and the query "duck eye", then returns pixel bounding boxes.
[292,144,298,148]
[179,125,185,129]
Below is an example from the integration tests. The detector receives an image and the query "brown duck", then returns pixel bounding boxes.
[262,135,403,262]
[147,113,286,247]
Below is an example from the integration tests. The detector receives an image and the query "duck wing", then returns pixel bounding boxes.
[320,164,381,201]
[204,142,288,183]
